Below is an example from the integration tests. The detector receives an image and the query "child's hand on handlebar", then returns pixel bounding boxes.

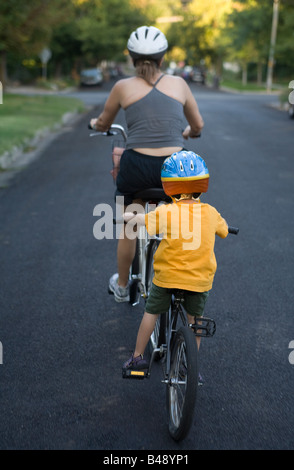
[182,125,201,139]
[123,212,138,223]
[123,212,145,226]
[182,125,191,140]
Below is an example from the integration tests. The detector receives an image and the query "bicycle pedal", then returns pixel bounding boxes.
[191,317,216,337]
[122,369,147,380]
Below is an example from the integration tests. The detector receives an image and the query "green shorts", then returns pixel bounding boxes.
[145,283,210,317]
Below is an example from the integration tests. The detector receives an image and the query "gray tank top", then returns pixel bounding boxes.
[125,75,185,150]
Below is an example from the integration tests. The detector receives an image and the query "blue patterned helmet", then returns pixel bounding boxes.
[161,151,209,196]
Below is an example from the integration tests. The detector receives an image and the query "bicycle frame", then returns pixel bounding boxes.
[129,200,163,306]
[125,291,186,380]
[146,290,216,381]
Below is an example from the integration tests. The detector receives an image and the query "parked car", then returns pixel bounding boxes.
[190,67,206,85]
[80,68,103,86]
[181,65,193,80]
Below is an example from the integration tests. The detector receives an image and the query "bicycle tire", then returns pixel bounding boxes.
[166,326,198,442]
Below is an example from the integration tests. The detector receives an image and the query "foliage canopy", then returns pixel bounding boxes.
[1,0,294,86]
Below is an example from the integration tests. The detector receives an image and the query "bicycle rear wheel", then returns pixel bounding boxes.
[166,326,198,441]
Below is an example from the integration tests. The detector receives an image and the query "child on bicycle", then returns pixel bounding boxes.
[122,150,228,373]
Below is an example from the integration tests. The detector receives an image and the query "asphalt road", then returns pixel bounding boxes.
[0,81,293,455]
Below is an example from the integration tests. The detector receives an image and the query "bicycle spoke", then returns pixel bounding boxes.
[166,326,198,441]
[169,340,188,428]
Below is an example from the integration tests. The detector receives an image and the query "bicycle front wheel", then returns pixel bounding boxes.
[166,326,198,441]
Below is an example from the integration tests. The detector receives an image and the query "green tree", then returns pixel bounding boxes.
[224,0,294,84]
[0,0,72,87]
[274,0,294,76]
[76,0,148,63]
[130,0,170,23]
[224,1,272,84]
[50,17,82,79]
[159,0,234,69]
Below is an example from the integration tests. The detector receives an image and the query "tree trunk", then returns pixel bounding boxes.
[242,63,247,85]
[54,61,63,79]
[257,62,263,85]
[0,50,8,90]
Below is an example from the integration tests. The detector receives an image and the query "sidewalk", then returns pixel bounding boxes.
[5,84,78,95]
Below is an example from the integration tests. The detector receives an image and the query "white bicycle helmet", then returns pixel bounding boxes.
[127,26,168,61]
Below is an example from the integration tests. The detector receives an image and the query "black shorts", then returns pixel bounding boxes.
[115,149,170,206]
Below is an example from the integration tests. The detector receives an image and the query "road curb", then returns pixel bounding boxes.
[0,109,90,188]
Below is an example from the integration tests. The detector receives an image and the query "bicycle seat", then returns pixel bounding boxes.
[134,188,171,203]
[170,289,186,302]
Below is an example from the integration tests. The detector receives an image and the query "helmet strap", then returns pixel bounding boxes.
[172,193,201,202]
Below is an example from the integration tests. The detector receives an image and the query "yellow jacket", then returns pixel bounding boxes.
[145,200,228,292]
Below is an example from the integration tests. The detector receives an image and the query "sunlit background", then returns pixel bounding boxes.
[0,1,292,92]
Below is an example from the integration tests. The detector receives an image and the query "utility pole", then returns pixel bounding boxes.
[266,0,279,93]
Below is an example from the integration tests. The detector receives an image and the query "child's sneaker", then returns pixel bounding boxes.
[198,372,204,386]
[122,353,149,371]
[108,273,129,302]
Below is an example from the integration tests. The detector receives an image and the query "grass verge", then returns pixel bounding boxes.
[0,94,85,156]
[220,78,269,92]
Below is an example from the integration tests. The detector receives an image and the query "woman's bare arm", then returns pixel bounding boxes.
[182,81,204,139]
[90,81,122,131]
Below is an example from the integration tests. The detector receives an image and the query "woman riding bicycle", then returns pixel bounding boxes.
[90,25,204,302]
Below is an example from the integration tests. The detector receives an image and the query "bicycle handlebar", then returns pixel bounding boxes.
[228,226,239,235]
[88,123,127,141]
[114,218,239,235]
